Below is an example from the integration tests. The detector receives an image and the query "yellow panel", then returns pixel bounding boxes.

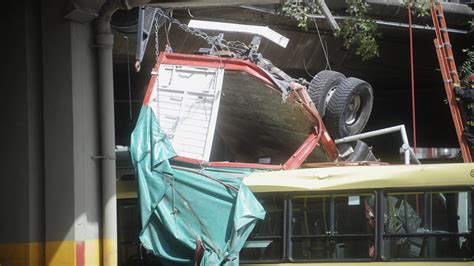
[117,180,137,199]
[103,239,117,266]
[243,163,474,193]
[29,242,44,266]
[0,240,104,266]
[243,263,473,266]
[85,240,101,266]
[0,242,43,266]
[45,241,75,265]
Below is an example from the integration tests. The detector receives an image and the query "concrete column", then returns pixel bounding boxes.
[42,0,102,264]
[1,0,116,264]
[0,0,44,265]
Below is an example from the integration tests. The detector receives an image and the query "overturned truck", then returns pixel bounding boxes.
[141,51,376,168]
[129,19,382,265]
[129,47,378,265]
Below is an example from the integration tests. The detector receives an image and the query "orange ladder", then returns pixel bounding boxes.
[430,1,472,162]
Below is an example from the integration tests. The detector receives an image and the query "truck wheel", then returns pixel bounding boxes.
[308,70,345,117]
[325,77,373,138]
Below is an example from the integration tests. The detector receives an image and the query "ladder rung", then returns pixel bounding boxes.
[450,71,458,75]
[447,56,454,61]
[443,43,452,48]
[436,14,444,18]
[440,28,448,32]
[444,79,453,84]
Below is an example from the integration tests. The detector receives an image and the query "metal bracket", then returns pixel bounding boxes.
[249,35,262,55]
[135,6,159,71]
[319,0,339,33]
[91,155,116,160]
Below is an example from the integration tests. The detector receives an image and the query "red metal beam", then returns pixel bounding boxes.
[282,132,320,170]
[172,156,283,170]
[289,82,338,161]
[159,53,276,86]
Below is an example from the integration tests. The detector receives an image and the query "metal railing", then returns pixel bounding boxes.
[335,125,421,165]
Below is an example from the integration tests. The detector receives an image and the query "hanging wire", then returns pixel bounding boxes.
[164,19,173,52]
[187,8,194,18]
[408,1,417,152]
[173,166,239,192]
[165,9,174,52]
[124,35,133,120]
[324,39,330,64]
[312,18,331,70]
[171,173,177,215]
[139,243,143,260]
[303,57,314,78]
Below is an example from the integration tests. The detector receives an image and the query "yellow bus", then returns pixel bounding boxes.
[117,163,473,265]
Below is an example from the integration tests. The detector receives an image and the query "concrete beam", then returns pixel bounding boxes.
[42,0,102,264]
[148,0,280,9]
[63,0,107,23]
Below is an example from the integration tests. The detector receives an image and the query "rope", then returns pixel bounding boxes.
[124,35,133,120]
[312,18,331,70]
[172,166,239,193]
[408,1,417,152]
[408,1,419,215]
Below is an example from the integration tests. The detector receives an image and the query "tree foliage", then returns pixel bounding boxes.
[279,0,471,65]
[280,0,380,61]
[279,0,321,29]
[336,0,380,61]
[404,0,430,18]
[459,20,474,87]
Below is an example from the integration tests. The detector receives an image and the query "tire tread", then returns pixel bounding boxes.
[325,77,373,138]
[308,70,345,117]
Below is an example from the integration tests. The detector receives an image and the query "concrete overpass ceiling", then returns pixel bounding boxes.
[111,2,473,160]
[145,0,473,27]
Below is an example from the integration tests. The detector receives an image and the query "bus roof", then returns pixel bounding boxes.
[243,163,474,192]
[118,163,474,199]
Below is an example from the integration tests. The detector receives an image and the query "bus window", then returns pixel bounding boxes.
[240,193,285,262]
[290,193,376,261]
[117,199,164,266]
[383,190,472,260]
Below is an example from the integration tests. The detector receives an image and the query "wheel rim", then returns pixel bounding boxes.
[345,95,361,125]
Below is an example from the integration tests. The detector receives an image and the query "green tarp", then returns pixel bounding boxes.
[130,106,266,265]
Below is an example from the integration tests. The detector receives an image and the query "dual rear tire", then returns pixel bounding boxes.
[308,71,375,161]
[307,70,345,117]
[308,71,374,139]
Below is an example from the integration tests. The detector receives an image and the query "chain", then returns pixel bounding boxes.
[155,9,249,55]
[154,13,160,62]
